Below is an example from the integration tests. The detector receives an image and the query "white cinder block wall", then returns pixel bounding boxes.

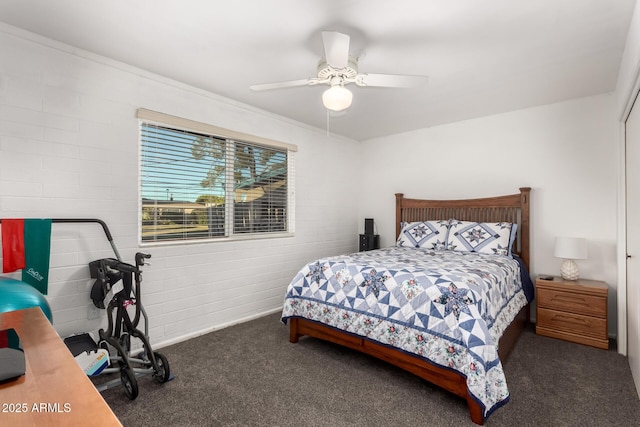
[0,24,360,347]
[356,94,620,337]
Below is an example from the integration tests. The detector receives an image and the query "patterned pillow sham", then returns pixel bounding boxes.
[447,220,513,256]
[396,220,450,250]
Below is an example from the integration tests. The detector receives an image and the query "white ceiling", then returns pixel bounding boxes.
[0,0,636,141]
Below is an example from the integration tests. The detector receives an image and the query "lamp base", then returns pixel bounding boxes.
[560,259,580,280]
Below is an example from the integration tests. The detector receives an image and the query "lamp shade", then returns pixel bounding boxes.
[553,237,587,260]
[322,85,352,111]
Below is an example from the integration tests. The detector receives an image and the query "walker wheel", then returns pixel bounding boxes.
[120,367,138,400]
[152,352,170,384]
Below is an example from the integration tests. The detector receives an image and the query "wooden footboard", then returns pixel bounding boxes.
[288,305,528,426]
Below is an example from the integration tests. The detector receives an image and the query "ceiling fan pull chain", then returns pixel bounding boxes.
[326,108,330,136]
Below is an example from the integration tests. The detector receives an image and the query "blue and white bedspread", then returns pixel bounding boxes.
[281,246,532,420]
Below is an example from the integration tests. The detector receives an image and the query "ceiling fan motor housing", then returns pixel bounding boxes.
[317,57,359,84]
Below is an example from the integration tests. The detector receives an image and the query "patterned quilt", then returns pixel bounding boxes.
[281,246,531,420]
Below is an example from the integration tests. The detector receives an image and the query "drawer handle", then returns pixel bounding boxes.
[552,315,589,325]
[551,295,590,306]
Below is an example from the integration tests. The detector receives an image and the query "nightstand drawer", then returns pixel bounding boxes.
[537,288,606,318]
[536,307,607,338]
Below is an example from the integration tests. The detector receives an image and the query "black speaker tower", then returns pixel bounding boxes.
[364,218,374,235]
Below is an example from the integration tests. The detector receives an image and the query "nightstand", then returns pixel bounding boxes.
[359,234,380,251]
[535,276,608,349]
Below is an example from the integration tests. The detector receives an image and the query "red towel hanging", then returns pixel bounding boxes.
[1,219,26,273]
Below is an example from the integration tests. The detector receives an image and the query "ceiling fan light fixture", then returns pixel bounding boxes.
[322,85,352,111]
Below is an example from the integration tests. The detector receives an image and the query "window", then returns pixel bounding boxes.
[137,109,296,243]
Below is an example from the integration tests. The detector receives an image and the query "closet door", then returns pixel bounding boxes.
[625,94,640,393]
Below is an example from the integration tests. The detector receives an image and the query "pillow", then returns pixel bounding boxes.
[447,220,513,256]
[396,220,450,250]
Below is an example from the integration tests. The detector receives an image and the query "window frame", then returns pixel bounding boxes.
[137,108,296,245]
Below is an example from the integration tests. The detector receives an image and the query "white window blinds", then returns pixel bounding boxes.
[138,109,295,243]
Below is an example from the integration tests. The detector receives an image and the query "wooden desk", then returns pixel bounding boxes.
[0,307,121,426]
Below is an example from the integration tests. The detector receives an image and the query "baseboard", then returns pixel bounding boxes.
[151,306,283,350]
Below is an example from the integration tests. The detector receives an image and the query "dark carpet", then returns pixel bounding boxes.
[100,313,639,426]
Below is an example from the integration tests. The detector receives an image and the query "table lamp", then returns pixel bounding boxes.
[553,237,587,280]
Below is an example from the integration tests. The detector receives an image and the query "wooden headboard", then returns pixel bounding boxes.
[395,187,531,269]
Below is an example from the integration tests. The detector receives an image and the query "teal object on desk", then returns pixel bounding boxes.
[0,276,52,323]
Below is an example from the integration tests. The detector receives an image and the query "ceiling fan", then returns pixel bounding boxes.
[249,31,428,112]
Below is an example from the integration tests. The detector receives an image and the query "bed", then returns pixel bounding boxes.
[281,187,532,425]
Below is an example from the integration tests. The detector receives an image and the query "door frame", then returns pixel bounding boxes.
[618,57,640,356]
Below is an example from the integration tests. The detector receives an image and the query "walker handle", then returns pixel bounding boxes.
[135,252,151,267]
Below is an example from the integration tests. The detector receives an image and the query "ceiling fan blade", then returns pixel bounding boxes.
[356,73,428,88]
[321,31,350,69]
[249,78,315,91]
